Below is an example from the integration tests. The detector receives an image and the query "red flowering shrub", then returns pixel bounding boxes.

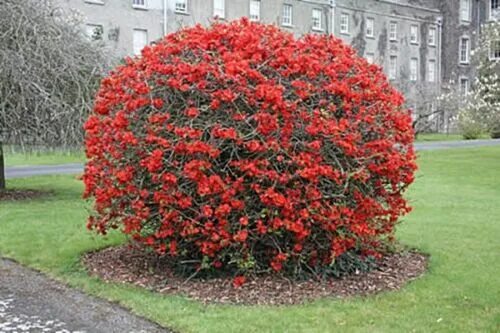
[83,19,416,280]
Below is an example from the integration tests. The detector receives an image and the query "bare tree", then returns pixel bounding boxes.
[0,0,110,189]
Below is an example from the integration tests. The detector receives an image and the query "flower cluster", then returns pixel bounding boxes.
[83,19,416,281]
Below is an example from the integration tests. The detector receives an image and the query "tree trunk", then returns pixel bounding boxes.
[0,141,5,190]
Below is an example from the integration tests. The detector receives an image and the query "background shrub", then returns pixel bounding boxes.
[83,19,416,280]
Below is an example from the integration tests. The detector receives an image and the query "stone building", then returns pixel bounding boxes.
[56,0,494,131]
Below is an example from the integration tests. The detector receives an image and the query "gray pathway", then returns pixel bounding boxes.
[5,139,500,180]
[0,258,170,333]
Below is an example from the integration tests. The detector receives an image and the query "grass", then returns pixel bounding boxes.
[414,133,492,142]
[1,147,500,332]
[3,146,85,166]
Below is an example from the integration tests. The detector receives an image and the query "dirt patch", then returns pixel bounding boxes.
[0,189,51,201]
[83,245,428,306]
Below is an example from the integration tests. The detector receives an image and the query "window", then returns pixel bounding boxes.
[133,29,148,56]
[461,0,471,21]
[389,55,397,79]
[366,18,374,37]
[282,4,293,26]
[85,24,103,41]
[365,52,375,64]
[428,27,436,46]
[312,9,322,31]
[491,0,500,19]
[410,24,419,44]
[460,37,470,64]
[490,40,500,60]
[249,0,260,21]
[132,0,146,8]
[427,60,436,82]
[213,0,224,18]
[460,77,470,94]
[410,58,418,81]
[389,22,397,41]
[340,14,349,34]
[175,0,187,13]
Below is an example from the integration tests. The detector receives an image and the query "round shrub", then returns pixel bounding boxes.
[83,19,416,280]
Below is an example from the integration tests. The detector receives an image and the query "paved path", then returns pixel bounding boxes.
[5,139,500,179]
[0,258,170,333]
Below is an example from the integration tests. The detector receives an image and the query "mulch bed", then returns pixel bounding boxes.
[0,189,51,201]
[83,245,428,306]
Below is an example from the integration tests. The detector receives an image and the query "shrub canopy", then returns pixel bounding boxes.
[84,19,416,279]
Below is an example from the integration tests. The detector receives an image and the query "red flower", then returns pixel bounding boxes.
[232,275,246,288]
[83,18,416,279]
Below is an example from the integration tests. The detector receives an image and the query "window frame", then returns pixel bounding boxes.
[389,21,397,41]
[282,4,293,27]
[459,36,470,64]
[366,17,375,38]
[389,55,398,80]
[410,57,419,81]
[410,24,419,45]
[132,0,147,9]
[489,39,500,60]
[427,59,436,82]
[175,0,188,14]
[249,0,261,22]
[213,0,225,18]
[312,8,323,31]
[491,0,500,20]
[459,77,470,95]
[132,28,148,56]
[460,0,471,22]
[340,13,350,34]
[428,26,437,46]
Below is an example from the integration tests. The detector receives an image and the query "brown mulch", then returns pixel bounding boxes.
[0,189,51,201]
[83,245,428,306]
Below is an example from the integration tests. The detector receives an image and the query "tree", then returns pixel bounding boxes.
[463,21,500,135]
[0,0,109,190]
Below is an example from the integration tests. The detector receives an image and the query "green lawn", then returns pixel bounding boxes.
[415,133,491,142]
[3,147,85,166]
[1,147,499,332]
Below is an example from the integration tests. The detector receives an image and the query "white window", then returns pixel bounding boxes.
[133,29,148,56]
[249,0,260,21]
[312,9,322,31]
[490,40,500,60]
[410,24,419,44]
[460,77,470,94]
[428,27,436,46]
[340,14,349,34]
[282,4,293,26]
[427,59,436,82]
[175,0,187,13]
[132,0,146,9]
[389,22,397,41]
[461,0,471,21]
[492,0,500,19]
[460,37,470,64]
[365,52,375,64]
[389,55,397,79]
[213,0,224,18]
[366,18,374,38]
[410,58,418,81]
[85,24,103,40]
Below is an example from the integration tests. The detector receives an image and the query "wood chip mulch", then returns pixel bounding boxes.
[0,189,51,201]
[83,245,428,306]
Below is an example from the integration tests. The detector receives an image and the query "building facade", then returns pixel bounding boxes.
[56,0,494,131]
